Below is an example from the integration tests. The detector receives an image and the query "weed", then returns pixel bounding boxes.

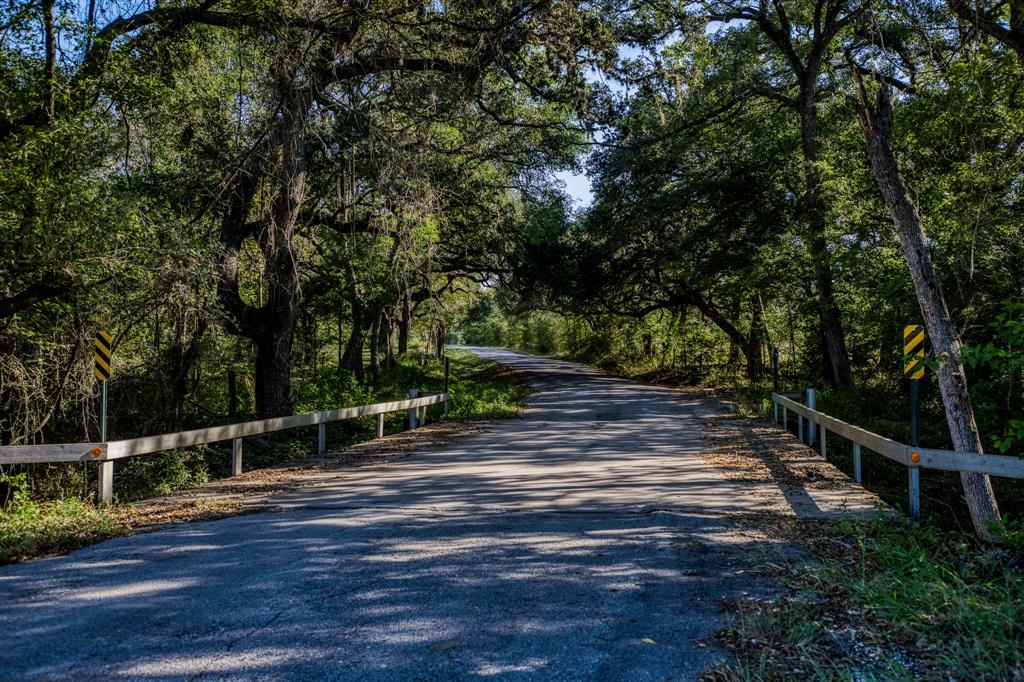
[708,517,1024,680]
[0,496,129,565]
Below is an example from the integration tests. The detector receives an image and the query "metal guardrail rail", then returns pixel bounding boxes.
[771,391,1024,519]
[0,390,449,504]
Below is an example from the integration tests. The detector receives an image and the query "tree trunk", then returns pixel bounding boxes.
[154,307,165,412]
[746,294,765,382]
[853,78,1000,537]
[168,315,207,425]
[799,76,854,388]
[342,307,350,372]
[214,61,309,418]
[726,296,741,370]
[341,313,365,383]
[248,84,304,417]
[254,328,294,417]
[681,288,760,382]
[306,312,318,384]
[385,314,395,368]
[369,308,383,381]
[43,0,55,119]
[435,321,445,358]
[340,264,366,383]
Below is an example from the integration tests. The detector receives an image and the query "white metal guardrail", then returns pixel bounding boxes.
[0,390,449,504]
[772,391,1024,519]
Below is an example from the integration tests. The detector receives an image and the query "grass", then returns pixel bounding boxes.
[443,349,528,419]
[708,515,1024,680]
[0,494,129,565]
[0,348,526,565]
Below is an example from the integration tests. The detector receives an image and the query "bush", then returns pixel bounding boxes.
[0,491,129,565]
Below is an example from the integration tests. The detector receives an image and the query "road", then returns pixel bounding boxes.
[0,348,865,680]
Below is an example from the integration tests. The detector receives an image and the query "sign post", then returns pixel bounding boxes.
[94,330,112,440]
[94,330,113,504]
[903,324,925,521]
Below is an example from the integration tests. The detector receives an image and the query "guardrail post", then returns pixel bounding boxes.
[819,426,827,459]
[805,387,816,446]
[232,438,242,476]
[853,443,862,483]
[317,422,326,455]
[773,400,778,424]
[376,413,385,438]
[908,466,921,521]
[782,406,788,432]
[98,461,113,505]
[408,389,418,430]
[798,414,803,443]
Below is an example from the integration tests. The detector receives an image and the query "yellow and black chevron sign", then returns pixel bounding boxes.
[903,324,925,380]
[94,330,112,381]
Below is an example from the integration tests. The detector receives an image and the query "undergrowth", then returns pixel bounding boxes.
[0,476,129,564]
[708,515,1024,680]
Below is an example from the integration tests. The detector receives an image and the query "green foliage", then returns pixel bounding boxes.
[457,292,568,357]
[995,515,1024,556]
[369,350,526,421]
[0,495,129,565]
[294,369,367,415]
[444,350,526,420]
[115,450,212,500]
[963,301,1024,454]
[714,518,1024,679]
[845,522,1024,678]
[0,0,604,501]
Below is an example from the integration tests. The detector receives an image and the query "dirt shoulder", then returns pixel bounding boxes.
[699,407,888,517]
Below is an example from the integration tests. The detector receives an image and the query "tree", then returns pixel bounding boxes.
[851,70,1001,536]
[696,0,862,386]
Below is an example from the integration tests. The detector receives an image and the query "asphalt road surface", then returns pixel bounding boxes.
[1,348,842,681]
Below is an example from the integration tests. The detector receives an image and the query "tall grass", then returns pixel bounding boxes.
[711,516,1024,680]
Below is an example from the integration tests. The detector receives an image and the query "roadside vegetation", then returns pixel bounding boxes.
[0,487,130,565]
[1,0,581,560]
[708,516,1024,680]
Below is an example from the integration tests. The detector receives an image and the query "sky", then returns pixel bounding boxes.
[555,169,595,208]
[551,43,655,210]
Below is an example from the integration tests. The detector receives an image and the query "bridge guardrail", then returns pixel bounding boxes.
[771,391,1024,520]
[0,390,449,504]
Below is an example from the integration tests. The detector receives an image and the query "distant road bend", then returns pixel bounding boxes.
[0,348,876,680]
